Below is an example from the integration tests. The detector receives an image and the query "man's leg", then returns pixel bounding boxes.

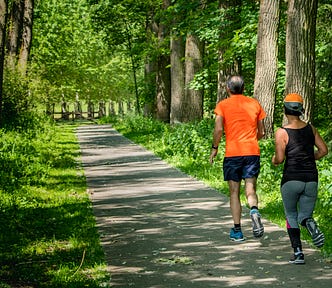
[228,180,245,241]
[245,177,264,238]
[244,177,258,208]
[228,180,241,224]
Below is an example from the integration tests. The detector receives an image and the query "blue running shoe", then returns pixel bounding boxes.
[230,228,245,242]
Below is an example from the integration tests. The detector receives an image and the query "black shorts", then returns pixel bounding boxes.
[223,156,260,182]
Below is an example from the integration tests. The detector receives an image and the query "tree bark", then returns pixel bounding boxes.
[254,0,280,138]
[155,0,171,123]
[143,13,158,117]
[184,33,203,122]
[170,33,185,124]
[6,0,24,68]
[17,0,34,75]
[0,0,7,126]
[143,60,156,117]
[156,53,171,122]
[285,0,317,122]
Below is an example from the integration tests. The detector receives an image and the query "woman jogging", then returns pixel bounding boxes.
[272,93,328,264]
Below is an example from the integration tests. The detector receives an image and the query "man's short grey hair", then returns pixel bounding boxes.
[227,75,244,94]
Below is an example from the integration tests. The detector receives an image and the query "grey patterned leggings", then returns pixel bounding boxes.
[281,180,318,228]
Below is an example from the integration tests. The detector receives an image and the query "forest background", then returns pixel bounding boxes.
[0,0,332,286]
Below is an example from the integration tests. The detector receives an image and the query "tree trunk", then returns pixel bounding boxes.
[217,0,241,102]
[17,0,34,75]
[254,0,280,138]
[156,53,171,122]
[155,0,171,123]
[285,0,317,123]
[184,33,203,122]
[0,0,7,126]
[6,0,24,68]
[143,12,158,117]
[143,60,156,117]
[170,33,185,124]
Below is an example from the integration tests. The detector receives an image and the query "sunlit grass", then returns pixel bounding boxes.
[0,122,109,287]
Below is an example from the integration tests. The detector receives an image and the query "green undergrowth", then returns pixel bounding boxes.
[101,114,332,259]
[0,120,109,287]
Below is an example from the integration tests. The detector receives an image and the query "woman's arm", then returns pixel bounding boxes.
[272,128,288,166]
[311,125,328,160]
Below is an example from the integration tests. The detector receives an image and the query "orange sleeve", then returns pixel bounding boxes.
[257,102,266,120]
[214,101,223,117]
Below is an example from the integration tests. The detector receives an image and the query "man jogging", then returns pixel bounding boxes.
[210,75,266,241]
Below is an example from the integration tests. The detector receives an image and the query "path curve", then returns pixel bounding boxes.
[77,124,332,288]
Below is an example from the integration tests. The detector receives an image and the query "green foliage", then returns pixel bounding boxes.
[26,0,332,126]
[1,67,38,129]
[107,114,332,257]
[314,3,332,125]
[0,122,109,287]
[31,0,127,103]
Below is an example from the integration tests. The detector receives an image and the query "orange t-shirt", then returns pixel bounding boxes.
[214,94,266,157]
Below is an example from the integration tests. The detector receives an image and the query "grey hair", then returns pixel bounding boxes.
[226,75,244,94]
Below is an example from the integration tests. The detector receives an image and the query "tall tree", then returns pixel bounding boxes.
[170,32,185,124]
[143,9,158,117]
[0,0,7,126]
[285,0,318,122]
[6,0,24,68]
[17,0,34,75]
[184,33,203,121]
[155,0,171,123]
[254,0,280,138]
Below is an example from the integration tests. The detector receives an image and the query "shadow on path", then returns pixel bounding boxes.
[77,125,332,288]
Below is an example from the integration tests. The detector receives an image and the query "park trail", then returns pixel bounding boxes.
[76,124,332,288]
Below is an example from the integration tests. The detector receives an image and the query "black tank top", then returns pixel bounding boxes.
[281,124,318,185]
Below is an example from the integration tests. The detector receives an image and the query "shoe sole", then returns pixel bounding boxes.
[230,237,246,242]
[306,219,325,248]
[251,213,264,238]
[312,233,325,248]
[289,259,305,265]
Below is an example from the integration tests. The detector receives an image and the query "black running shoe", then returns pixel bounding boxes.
[250,209,264,238]
[289,253,305,265]
[306,218,325,248]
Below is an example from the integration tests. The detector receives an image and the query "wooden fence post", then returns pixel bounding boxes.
[87,101,94,119]
[119,101,124,115]
[61,101,69,120]
[127,101,132,113]
[109,101,115,116]
[98,101,106,117]
[75,100,83,119]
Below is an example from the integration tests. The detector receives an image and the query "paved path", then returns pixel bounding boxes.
[76,125,332,288]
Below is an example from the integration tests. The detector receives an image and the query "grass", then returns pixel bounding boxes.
[0,121,110,287]
[101,114,332,259]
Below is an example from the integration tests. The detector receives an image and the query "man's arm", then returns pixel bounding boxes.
[257,119,265,140]
[210,115,223,164]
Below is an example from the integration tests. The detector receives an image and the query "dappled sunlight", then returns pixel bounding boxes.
[77,125,332,287]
